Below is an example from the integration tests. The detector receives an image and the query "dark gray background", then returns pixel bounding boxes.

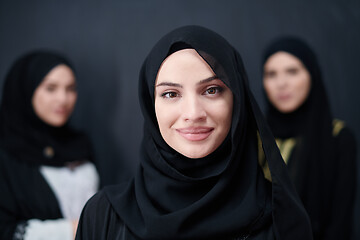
[0,0,359,237]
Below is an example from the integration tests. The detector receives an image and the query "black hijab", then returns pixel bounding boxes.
[262,37,335,235]
[105,26,312,239]
[0,51,93,166]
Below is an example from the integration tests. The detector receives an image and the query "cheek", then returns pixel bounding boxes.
[295,76,311,99]
[32,92,49,112]
[68,93,78,107]
[210,98,233,127]
[263,81,276,98]
[155,102,175,131]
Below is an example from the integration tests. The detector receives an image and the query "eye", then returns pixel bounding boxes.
[161,91,179,99]
[45,86,56,92]
[204,86,223,95]
[264,71,276,79]
[287,68,299,75]
[67,85,77,92]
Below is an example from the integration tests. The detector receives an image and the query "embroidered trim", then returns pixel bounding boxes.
[332,119,345,136]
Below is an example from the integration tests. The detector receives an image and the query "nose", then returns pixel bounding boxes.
[181,95,206,122]
[276,75,288,89]
[56,89,68,104]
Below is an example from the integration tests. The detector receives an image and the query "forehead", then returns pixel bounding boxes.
[41,64,75,84]
[156,49,215,82]
[265,51,304,68]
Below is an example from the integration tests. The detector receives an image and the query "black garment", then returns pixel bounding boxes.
[0,51,93,166]
[76,25,312,240]
[0,149,62,240]
[262,37,357,239]
[0,51,94,239]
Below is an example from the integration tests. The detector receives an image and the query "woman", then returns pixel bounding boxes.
[76,26,312,239]
[0,51,99,240]
[261,37,357,239]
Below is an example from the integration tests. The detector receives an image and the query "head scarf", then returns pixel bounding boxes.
[105,26,312,239]
[0,51,93,166]
[262,37,335,235]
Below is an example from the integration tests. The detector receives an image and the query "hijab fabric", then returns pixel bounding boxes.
[262,37,335,235]
[0,51,92,166]
[105,26,312,239]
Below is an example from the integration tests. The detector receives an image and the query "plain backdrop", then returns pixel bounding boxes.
[0,0,359,238]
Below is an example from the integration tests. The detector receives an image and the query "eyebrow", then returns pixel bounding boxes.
[156,75,219,88]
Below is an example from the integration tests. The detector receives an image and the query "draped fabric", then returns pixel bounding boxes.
[79,26,312,240]
[0,51,93,166]
[262,37,356,239]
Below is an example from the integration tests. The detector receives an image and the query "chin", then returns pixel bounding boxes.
[46,119,68,127]
[278,106,297,114]
[180,148,213,159]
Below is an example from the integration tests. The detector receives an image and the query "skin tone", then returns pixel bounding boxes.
[154,49,233,159]
[32,64,77,127]
[263,51,311,113]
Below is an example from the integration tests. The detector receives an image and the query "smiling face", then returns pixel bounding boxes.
[32,64,77,127]
[263,51,311,113]
[154,49,233,159]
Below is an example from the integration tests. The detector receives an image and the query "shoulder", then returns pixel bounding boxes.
[76,191,111,240]
[81,190,112,216]
[332,119,356,148]
[76,188,126,240]
[0,148,26,175]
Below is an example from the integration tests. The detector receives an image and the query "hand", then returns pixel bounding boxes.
[72,219,79,239]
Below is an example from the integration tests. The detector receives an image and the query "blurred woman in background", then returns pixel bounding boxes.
[261,37,357,240]
[0,51,99,240]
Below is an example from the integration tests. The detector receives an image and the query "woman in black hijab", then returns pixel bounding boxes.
[261,37,357,239]
[76,26,312,240]
[0,51,99,240]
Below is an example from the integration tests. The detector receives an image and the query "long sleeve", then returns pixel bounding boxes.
[323,127,357,240]
[0,149,99,240]
[0,150,61,240]
[20,219,73,240]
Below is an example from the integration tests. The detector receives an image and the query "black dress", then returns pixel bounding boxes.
[76,25,313,240]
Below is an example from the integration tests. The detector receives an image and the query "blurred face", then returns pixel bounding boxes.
[263,51,311,113]
[32,64,77,127]
[154,49,233,159]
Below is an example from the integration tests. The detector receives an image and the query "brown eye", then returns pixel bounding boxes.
[162,92,179,99]
[204,86,223,95]
[207,88,217,94]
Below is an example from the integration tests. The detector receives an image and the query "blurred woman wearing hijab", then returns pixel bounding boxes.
[0,51,99,240]
[76,26,312,240]
[261,37,357,239]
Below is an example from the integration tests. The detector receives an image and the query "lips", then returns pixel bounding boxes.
[277,93,291,101]
[176,127,214,141]
[54,108,69,115]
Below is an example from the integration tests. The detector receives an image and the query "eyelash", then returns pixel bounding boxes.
[160,86,224,99]
[161,91,179,99]
[204,86,223,95]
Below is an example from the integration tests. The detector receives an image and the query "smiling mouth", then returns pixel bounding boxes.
[176,127,214,141]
